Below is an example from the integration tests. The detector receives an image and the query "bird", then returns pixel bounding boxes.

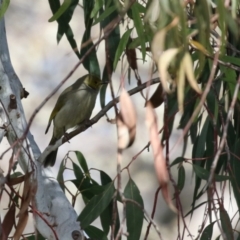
[43,74,102,167]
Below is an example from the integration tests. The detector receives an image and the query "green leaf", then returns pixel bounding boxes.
[25,234,45,240]
[113,29,132,70]
[48,0,80,58]
[78,182,115,229]
[221,55,240,66]
[100,74,108,109]
[80,31,100,76]
[124,178,144,240]
[177,165,185,192]
[99,171,114,234]
[170,157,185,167]
[74,151,89,175]
[84,225,108,240]
[185,200,208,217]
[48,0,71,22]
[71,162,93,201]
[193,164,231,182]
[93,5,117,25]
[0,0,10,19]
[10,171,23,179]
[220,207,234,240]
[230,178,240,216]
[195,116,209,158]
[90,0,103,18]
[200,221,216,240]
[57,160,66,192]
[131,3,146,60]
[100,170,112,185]
[80,0,100,76]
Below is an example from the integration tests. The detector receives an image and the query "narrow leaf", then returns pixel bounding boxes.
[2,204,15,239]
[147,83,164,109]
[132,3,146,60]
[200,221,216,240]
[117,88,137,149]
[193,164,231,182]
[78,182,115,229]
[48,0,71,22]
[113,29,132,70]
[74,151,89,175]
[57,160,65,191]
[84,225,108,240]
[124,179,144,240]
[177,165,185,192]
[158,48,179,93]
[220,207,234,240]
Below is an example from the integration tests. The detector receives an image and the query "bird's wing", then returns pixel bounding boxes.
[45,75,87,134]
[45,92,67,134]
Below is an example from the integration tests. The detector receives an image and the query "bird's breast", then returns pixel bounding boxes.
[53,88,98,134]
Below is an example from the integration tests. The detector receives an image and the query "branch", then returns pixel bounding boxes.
[0,3,84,239]
[39,78,160,163]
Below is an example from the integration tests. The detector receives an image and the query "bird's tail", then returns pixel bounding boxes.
[44,136,59,167]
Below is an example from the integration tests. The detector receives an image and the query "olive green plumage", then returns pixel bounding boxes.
[44,74,102,167]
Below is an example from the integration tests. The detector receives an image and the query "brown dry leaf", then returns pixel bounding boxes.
[157,48,179,93]
[189,39,210,56]
[117,116,130,150]
[2,203,16,240]
[183,52,202,94]
[145,103,177,212]
[13,211,28,240]
[117,88,137,149]
[126,42,137,70]
[146,83,164,108]
[8,171,32,186]
[17,173,32,218]
[151,28,167,63]
[177,61,185,113]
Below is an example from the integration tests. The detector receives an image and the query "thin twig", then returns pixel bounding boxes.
[208,74,240,186]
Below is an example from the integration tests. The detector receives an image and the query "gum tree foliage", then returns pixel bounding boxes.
[1,0,240,239]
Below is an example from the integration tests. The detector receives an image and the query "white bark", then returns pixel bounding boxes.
[0,3,84,240]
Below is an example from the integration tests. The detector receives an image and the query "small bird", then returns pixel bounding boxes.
[44,74,102,167]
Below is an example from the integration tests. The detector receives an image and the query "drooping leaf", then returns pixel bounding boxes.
[99,171,114,235]
[131,2,146,60]
[74,151,89,175]
[93,5,117,25]
[170,157,185,167]
[177,165,185,192]
[90,0,103,18]
[78,182,115,229]
[57,159,66,191]
[84,225,108,240]
[48,0,80,57]
[200,221,216,240]
[2,203,15,239]
[80,0,100,76]
[220,207,234,240]
[124,178,144,240]
[117,88,137,149]
[113,28,132,70]
[147,83,164,109]
[193,164,231,182]
[48,0,71,22]
[100,69,108,109]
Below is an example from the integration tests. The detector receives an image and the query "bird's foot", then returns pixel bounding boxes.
[63,132,71,143]
[84,119,93,128]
